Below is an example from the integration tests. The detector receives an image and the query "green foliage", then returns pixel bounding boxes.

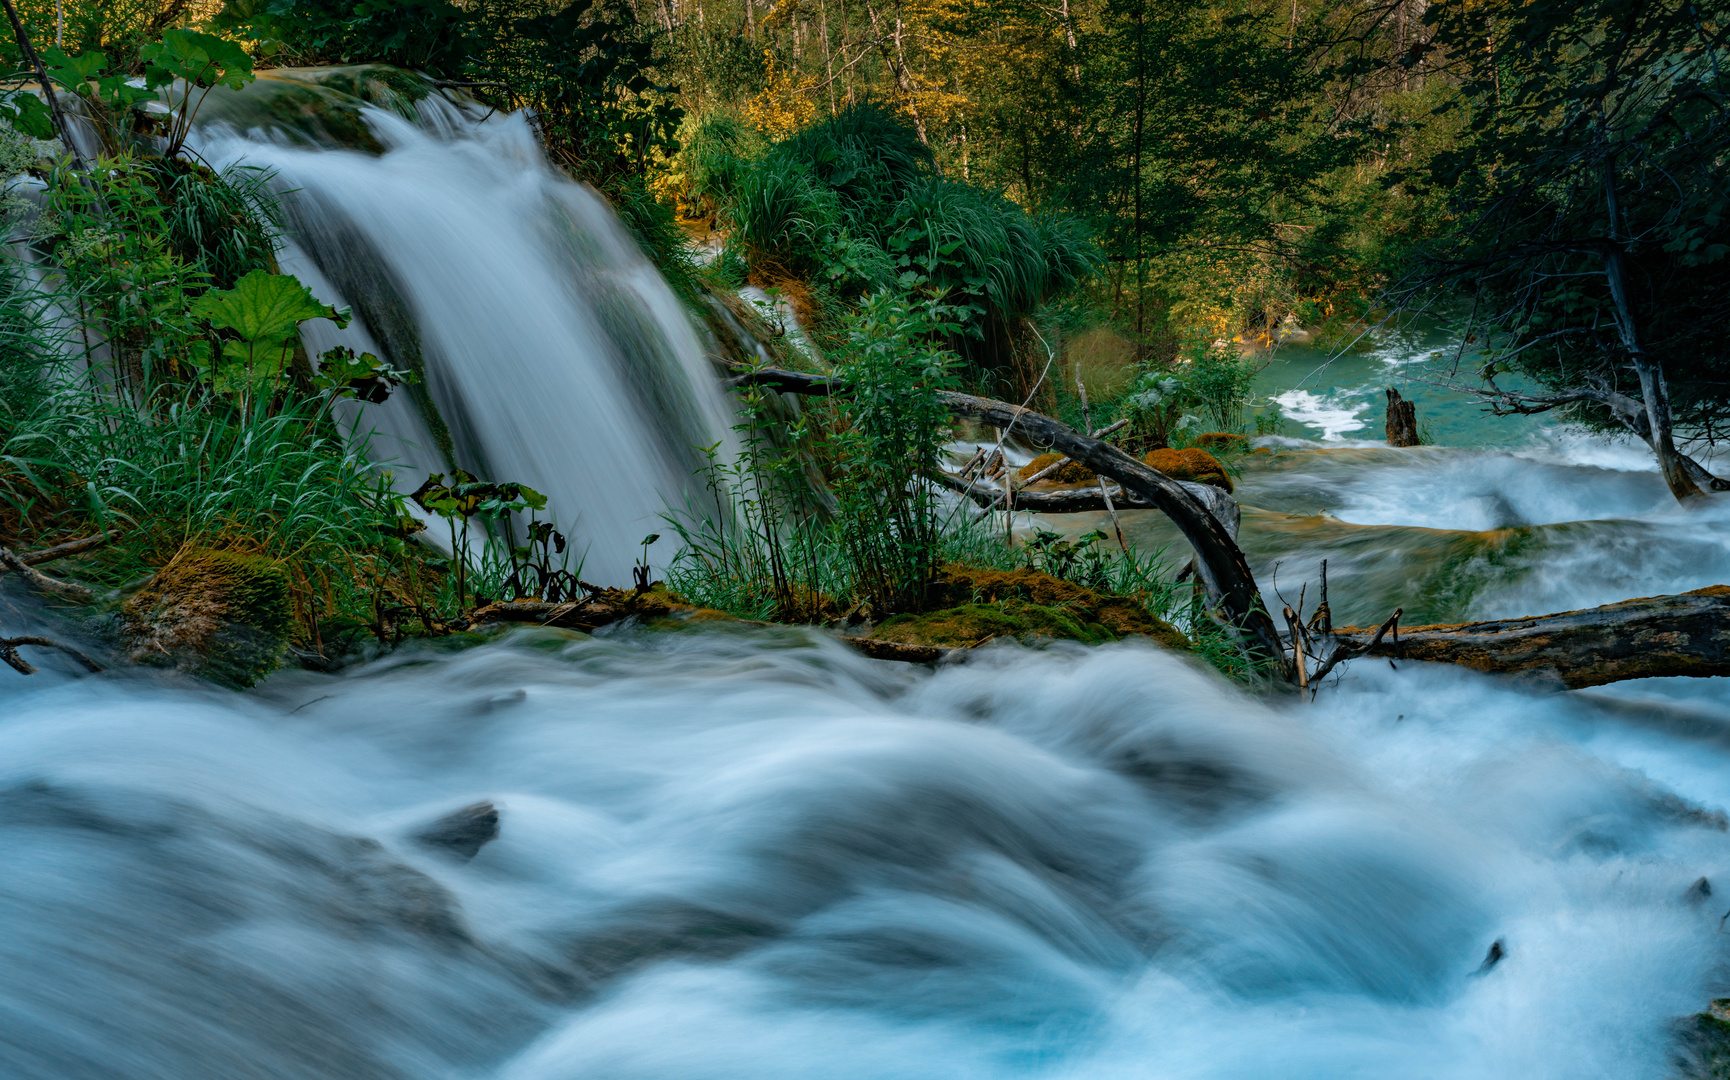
[189,269,348,396]
[409,469,548,609]
[1406,0,1730,445]
[214,0,474,75]
[313,346,414,404]
[709,101,1097,373]
[1122,342,1261,440]
[827,291,960,611]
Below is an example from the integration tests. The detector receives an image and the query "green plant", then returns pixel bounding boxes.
[408,469,547,611]
[189,269,348,400]
[1180,341,1261,432]
[136,29,256,158]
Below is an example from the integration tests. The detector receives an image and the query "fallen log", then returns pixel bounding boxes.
[726,368,1284,666]
[1330,586,1730,688]
[930,471,1241,540]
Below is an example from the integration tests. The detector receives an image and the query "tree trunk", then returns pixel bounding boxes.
[1331,586,1730,688]
[1385,387,1420,446]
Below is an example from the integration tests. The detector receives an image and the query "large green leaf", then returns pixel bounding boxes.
[139,29,256,91]
[0,91,53,140]
[190,269,348,346]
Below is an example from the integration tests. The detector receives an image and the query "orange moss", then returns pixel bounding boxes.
[1018,452,1096,484]
[1143,448,1233,492]
[1192,432,1247,452]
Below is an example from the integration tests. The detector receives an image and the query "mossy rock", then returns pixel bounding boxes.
[1674,1008,1730,1078]
[868,564,1188,651]
[119,549,292,689]
[1019,452,1096,484]
[1192,432,1247,452]
[1143,447,1232,492]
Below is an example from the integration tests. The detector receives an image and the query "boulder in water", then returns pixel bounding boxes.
[118,548,292,689]
[414,801,501,862]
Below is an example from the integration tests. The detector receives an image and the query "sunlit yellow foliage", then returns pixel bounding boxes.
[746,51,818,139]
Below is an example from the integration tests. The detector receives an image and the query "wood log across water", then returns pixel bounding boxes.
[724,368,1285,664]
[1330,586,1730,688]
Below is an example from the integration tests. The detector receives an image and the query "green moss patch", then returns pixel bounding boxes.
[870,564,1188,651]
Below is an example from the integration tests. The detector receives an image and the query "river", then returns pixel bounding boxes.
[3,69,1728,1080]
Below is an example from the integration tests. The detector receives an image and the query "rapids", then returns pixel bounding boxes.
[6,68,1730,1080]
[4,589,1730,1079]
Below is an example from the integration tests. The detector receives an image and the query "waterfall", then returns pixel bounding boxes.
[193,72,737,585]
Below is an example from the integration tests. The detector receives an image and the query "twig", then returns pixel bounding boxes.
[0,546,93,600]
[1283,605,1309,690]
[18,529,119,566]
[1309,608,1402,685]
[0,634,101,673]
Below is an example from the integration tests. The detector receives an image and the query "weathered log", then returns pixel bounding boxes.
[1386,388,1420,447]
[727,368,1284,665]
[930,470,1242,540]
[1331,586,1730,688]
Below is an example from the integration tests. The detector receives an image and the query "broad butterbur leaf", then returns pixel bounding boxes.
[191,269,348,346]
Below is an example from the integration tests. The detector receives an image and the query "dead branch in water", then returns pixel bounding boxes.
[1327,586,1730,689]
[0,627,103,676]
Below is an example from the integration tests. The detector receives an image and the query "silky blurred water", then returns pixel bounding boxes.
[7,68,1730,1080]
[193,74,735,585]
[3,605,1728,1080]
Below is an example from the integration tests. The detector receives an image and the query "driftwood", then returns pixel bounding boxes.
[726,367,1284,665]
[1330,586,1730,688]
[0,620,104,676]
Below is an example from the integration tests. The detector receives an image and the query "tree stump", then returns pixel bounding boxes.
[1386,387,1420,446]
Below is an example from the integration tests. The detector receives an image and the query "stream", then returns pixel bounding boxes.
[5,69,1730,1080]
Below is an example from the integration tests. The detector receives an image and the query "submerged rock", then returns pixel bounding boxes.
[1674,1008,1730,1078]
[414,802,501,862]
[118,548,292,689]
[1144,447,1233,492]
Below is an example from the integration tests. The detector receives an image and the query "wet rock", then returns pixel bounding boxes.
[1688,876,1714,905]
[1673,1007,1730,1078]
[1476,938,1505,972]
[1143,447,1233,492]
[414,801,500,862]
[118,548,292,689]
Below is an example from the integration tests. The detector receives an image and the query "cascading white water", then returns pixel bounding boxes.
[193,83,737,585]
[3,602,1729,1080]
